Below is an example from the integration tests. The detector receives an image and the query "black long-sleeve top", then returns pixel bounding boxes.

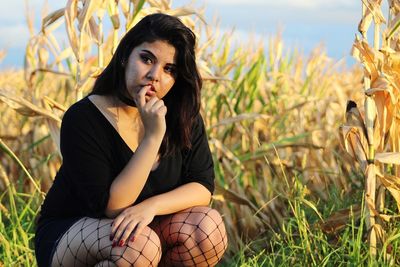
[37,96,214,228]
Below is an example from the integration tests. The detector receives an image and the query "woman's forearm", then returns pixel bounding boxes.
[105,135,162,217]
[139,182,212,216]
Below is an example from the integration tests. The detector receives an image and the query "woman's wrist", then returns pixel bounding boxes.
[139,197,160,215]
[143,132,164,144]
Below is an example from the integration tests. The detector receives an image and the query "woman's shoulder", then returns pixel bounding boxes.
[60,96,105,136]
[62,96,96,123]
[64,96,92,115]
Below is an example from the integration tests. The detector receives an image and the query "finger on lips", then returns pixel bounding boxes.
[136,86,148,107]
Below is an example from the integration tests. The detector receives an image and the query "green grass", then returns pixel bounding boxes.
[218,182,400,267]
[2,167,400,266]
[0,185,39,265]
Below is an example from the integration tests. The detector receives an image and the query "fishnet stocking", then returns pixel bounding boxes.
[51,207,227,266]
[150,206,228,267]
[51,218,161,267]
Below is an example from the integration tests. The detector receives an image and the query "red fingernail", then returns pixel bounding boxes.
[130,236,136,242]
[109,235,113,241]
[112,241,116,248]
[119,240,124,247]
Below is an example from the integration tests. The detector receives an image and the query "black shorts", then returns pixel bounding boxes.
[34,217,81,267]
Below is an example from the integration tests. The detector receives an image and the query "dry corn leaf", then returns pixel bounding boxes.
[54,47,73,65]
[65,0,79,61]
[126,7,161,30]
[147,0,173,10]
[368,76,396,103]
[197,59,214,77]
[0,163,10,189]
[367,90,394,149]
[0,89,61,122]
[381,48,400,70]
[43,96,67,112]
[214,184,253,207]
[319,205,361,234]
[45,118,61,155]
[366,193,391,222]
[339,126,368,169]
[46,32,62,56]
[38,47,49,68]
[165,7,206,24]
[42,8,65,31]
[210,113,269,129]
[359,0,384,35]
[387,13,400,39]
[351,37,381,81]
[365,164,377,233]
[390,118,400,157]
[119,0,129,18]
[87,16,101,44]
[364,0,385,24]
[244,186,275,225]
[39,36,58,62]
[379,174,400,211]
[209,138,242,167]
[359,12,373,36]
[391,0,400,11]
[107,0,120,29]
[214,184,273,230]
[76,75,96,95]
[78,0,100,31]
[365,96,377,146]
[375,152,400,164]
[372,223,387,245]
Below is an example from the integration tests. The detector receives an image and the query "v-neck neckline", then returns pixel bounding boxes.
[85,96,135,154]
[85,96,162,172]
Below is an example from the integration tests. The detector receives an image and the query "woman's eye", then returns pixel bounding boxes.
[141,55,152,64]
[164,66,176,75]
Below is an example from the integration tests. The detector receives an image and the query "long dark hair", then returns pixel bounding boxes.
[90,13,202,157]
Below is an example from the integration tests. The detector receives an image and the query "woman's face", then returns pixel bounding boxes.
[125,40,177,103]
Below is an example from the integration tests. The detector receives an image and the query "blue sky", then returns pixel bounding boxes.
[0,0,361,69]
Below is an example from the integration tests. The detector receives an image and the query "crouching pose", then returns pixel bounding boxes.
[35,13,227,267]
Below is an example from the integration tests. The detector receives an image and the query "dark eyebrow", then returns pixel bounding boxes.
[141,49,155,58]
[141,49,176,66]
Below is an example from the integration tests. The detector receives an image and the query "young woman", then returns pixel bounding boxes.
[34,13,227,267]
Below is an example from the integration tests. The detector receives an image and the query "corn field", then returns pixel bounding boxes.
[2,0,400,266]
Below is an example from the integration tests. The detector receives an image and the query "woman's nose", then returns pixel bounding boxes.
[146,65,161,82]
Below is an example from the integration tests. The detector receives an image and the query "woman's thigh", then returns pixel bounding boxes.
[51,217,161,267]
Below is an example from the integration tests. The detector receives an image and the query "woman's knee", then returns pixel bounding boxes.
[161,207,228,266]
[111,226,162,267]
[191,207,227,253]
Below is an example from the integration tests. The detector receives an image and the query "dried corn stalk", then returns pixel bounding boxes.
[1,0,215,154]
[340,0,400,258]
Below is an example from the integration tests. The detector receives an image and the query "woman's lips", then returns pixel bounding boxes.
[145,90,156,97]
[145,84,156,100]
[144,85,156,97]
